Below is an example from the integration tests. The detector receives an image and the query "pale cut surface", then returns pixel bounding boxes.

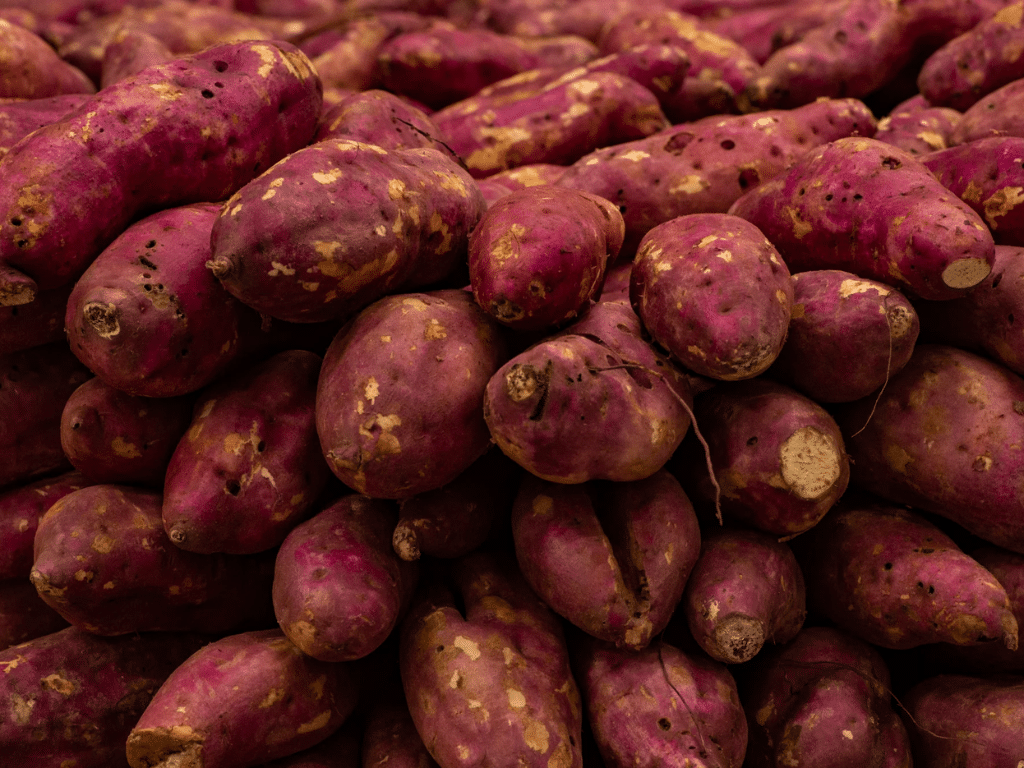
[942,257,992,289]
[779,426,842,500]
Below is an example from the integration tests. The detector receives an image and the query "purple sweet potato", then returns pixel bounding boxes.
[676,378,849,536]
[742,626,913,768]
[273,494,417,662]
[31,484,277,635]
[484,299,693,483]
[0,93,90,159]
[399,551,583,768]
[60,377,193,486]
[362,693,440,768]
[0,342,92,490]
[512,469,701,650]
[873,98,962,155]
[0,578,69,650]
[468,185,623,330]
[316,289,508,498]
[561,44,691,113]
[949,76,1024,143]
[792,501,1019,651]
[0,40,322,307]
[576,635,748,768]
[162,349,329,555]
[0,18,94,98]
[0,281,73,354]
[99,28,174,88]
[308,13,430,92]
[475,163,568,206]
[207,142,485,324]
[768,269,920,402]
[0,626,210,768]
[705,0,847,64]
[729,137,995,301]
[681,528,805,664]
[126,629,359,768]
[630,213,793,380]
[837,344,1024,553]
[556,97,877,256]
[0,470,86,580]
[259,717,363,768]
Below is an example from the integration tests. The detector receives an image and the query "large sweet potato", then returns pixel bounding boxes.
[948,76,1024,143]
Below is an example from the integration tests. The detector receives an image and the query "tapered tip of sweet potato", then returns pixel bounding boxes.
[941,257,991,290]
[778,426,843,501]
[126,726,204,768]
[0,264,37,306]
[712,615,766,664]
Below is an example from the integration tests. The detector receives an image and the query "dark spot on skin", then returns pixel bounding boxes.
[721,139,735,150]
[201,89,215,99]
[214,61,228,72]
[747,436,758,446]
[884,562,893,570]
[993,273,1003,289]
[658,718,671,731]
[257,440,266,452]
[226,480,241,496]
[10,218,20,226]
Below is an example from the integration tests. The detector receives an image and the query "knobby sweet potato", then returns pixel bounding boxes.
[0,470,86,580]
[873,97,962,155]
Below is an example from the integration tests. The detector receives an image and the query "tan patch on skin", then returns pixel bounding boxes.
[148,82,183,101]
[11,695,34,725]
[92,534,115,554]
[779,427,841,500]
[297,711,332,734]
[41,674,75,696]
[995,2,1024,25]
[983,187,1024,228]
[464,127,533,172]
[669,175,707,195]
[424,318,447,340]
[884,443,914,474]
[452,635,481,660]
[490,223,527,265]
[523,719,550,753]
[839,279,887,298]
[786,207,812,239]
[111,436,141,458]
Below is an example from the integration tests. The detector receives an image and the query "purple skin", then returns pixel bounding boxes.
[0,470,87,580]
[512,469,701,651]
[0,40,322,307]
[565,44,690,113]
[0,342,92,490]
[705,1,847,64]
[273,494,418,662]
[950,77,1024,143]
[360,690,440,768]
[0,281,74,354]
[836,344,1024,554]
[682,528,805,664]
[576,636,748,768]
[31,484,277,636]
[0,93,91,159]
[0,21,94,99]
[728,137,995,301]
[768,269,920,403]
[792,502,1018,651]
[0,578,69,650]
[161,349,330,555]
[0,627,211,768]
[923,136,1024,246]
[126,630,359,768]
[259,717,363,768]
[99,29,174,88]
[873,103,962,155]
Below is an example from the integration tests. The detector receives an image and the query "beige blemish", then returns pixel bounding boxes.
[669,175,707,195]
[111,436,141,458]
[268,262,295,277]
[297,711,332,734]
[313,168,343,185]
[452,635,481,660]
[92,534,115,554]
[364,377,380,404]
[508,689,527,709]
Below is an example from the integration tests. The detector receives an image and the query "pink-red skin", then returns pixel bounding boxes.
[682,527,805,664]
[475,164,569,207]
[705,0,847,64]
[161,349,329,555]
[0,578,69,650]
[486,0,635,40]
[316,289,508,498]
[630,213,793,380]
[837,344,1024,554]
[768,269,920,402]
[728,137,995,301]
[99,28,174,89]
[399,551,583,768]
[568,44,690,112]
[556,97,877,257]
[0,93,90,159]
[0,40,322,307]
[208,142,485,324]
[0,470,87,580]
[362,695,440,768]
[273,494,418,662]
[483,300,693,484]
[922,136,1024,245]
[469,185,623,330]
[0,626,211,768]
[0,342,92,490]
[260,717,363,768]
[511,34,599,70]
[512,469,701,651]
[126,629,359,768]
[0,20,94,99]
[31,484,277,635]
[949,77,1024,143]
[576,636,748,768]
[60,377,193,486]
[0,281,74,354]
[873,102,962,155]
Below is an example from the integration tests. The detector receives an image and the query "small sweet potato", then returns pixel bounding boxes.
[873,98,962,155]
[0,470,86,580]
[0,578,69,650]
[948,76,1024,143]
[0,18,94,98]
[126,629,359,768]
[99,28,174,88]
[0,93,90,160]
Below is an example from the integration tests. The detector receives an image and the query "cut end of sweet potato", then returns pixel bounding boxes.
[712,615,766,664]
[779,426,842,501]
[941,257,991,290]
[83,301,121,339]
[0,264,37,306]
[126,726,204,768]
[206,258,233,280]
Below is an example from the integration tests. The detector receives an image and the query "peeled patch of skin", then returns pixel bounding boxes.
[769,269,920,403]
[316,289,508,499]
[126,630,358,768]
[630,212,793,381]
[729,137,995,301]
[208,141,485,324]
[950,76,1024,143]
[837,344,1024,554]
[0,19,94,99]
[0,470,86,581]
[399,551,582,768]
[0,40,322,307]
[511,470,701,651]
[0,627,209,767]
[577,637,747,768]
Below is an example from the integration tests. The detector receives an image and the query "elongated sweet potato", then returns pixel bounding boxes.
[873,98,962,155]
[0,40,322,307]
[949,76,1024,143]
[0,470,86,580]
[126,629,359,768]
[0,93,90,160]
[0,18,94,98]
[0,578,68,650]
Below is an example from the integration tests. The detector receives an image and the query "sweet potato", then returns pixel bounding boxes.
[681,528,804,664]
[0,281,73,355]
[837,344,1024,553]
[742,626,913,768]
[0,19,94,98]
[316,289,508,498]
[511,34,599,70]
[399,551,582,768]
[475,163,568,206]
[512,469,700,650]
[207,142,485,324]
[0,93,90,160]
[0,626,210,768]
[60,377,193,486]
[99,28,174,88]
[162,349,329,554]
[484,299,693,484]
[362,693,440,768]
[0,342,92,490]
[705,0,847,64]
[0,40,322,307]
[308,13,430,92]
[469,185,623,330]
[0,578,68,650]
[31,484,277,635]
[259,718,363,768]
[126,629,359,768]
[485,0,635,40]
[0,470,86,581]
[728,137,995,301]
[768,270,920,402]
[630,213,793,380]
[556,97,877,256]
[948,76,1024,143]
[576,635,747,768]
[873,98,962,155]
[675,378,849,536]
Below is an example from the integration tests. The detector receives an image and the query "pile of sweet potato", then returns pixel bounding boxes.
[5,1,1024,767]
